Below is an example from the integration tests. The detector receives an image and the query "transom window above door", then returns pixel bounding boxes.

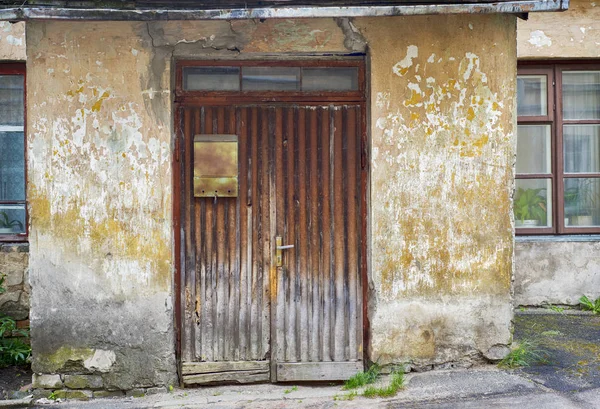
[516,63,600,234]
[176,60,365,103]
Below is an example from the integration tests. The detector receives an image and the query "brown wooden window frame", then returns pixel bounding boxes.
[517,61,600,235]
[0,63,27,242]
[175,59,366,104]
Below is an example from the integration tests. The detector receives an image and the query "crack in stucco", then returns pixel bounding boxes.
[335,17,367,52]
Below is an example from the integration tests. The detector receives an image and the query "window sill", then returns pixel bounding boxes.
[515,234,600,243]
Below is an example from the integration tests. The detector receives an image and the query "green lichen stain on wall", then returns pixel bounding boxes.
[34,346,94,373]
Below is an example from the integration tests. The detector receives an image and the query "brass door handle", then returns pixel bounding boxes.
[276,236,294,267]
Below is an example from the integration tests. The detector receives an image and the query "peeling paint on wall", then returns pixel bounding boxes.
[356,14,515,366]
[0,21,26,60]
[518,0,600,58]
[27,21,176,389]
[528,30,552,48]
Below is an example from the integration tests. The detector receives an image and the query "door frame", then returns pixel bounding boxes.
[172,57,370,384]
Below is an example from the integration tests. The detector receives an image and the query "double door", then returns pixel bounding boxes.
[179,103,365,384]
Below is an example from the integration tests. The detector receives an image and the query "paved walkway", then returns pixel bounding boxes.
[27,311,600,408]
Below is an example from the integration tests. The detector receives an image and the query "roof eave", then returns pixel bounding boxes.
[0,0,569,21]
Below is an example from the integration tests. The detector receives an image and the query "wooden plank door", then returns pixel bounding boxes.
[271,105,364,381]
[180,105,273,385]
[179,104,364,384]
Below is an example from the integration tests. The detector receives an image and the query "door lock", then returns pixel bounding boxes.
[276,236,294,267]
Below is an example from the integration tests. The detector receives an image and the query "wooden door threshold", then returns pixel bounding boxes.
[182,360,270,385]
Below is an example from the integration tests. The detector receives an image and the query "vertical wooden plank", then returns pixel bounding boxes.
[182,107,194,363]
[264,107,275,375]
[309,108,320,362]
[297,108,309,363]
[250,107,260,360]
[359,103,367,363]
[212,107,227,361]
[328,108,337,361]
[238,107,248,361]
[318,105,333,361]
[260,107,271,360]
[192,108,201,361]
[226,107,238,361]
[205,107,217,362]
[346,106,359,361]
[332,107,345,362]
[284,107,298,362]
[274,107,285,367]
[321,107,332,362]
[304,108,315,362]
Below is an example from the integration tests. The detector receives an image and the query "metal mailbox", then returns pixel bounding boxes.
[193,134,238,197]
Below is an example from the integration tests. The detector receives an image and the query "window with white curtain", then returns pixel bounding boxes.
[0,64,26,240]
[516,63,600,234]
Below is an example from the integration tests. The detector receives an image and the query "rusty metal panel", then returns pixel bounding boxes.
[193,134,238,197]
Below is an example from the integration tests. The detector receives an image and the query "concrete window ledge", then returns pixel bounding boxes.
[515,235,600,243]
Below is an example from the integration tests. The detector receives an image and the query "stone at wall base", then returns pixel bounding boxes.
[32,374,62,389]
[92,390,125,399]
[52,390,92,401]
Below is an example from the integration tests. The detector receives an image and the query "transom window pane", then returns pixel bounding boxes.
[562,71,600,120]
[183,67,240,91]
[564,178,600,227]
[564,125,600,174]
[516,125,551,174]
[0,75,24,126]
[182,65,359,93]
[514,179,552,228]
[0,204,25,235]
[517,75,547,116]
[242,67,300,91]
[302,67,358,91]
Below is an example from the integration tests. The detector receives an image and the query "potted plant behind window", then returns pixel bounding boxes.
[565,179,598,226]
[0,211,23,234]
[514,187,547,227]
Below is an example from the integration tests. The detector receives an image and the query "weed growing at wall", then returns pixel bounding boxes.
[0,274,30,367]
[337,364,405,400]
[498,340,548,369]
[362,370,405,398]
[579,295,600,314]
[343,363,380,390]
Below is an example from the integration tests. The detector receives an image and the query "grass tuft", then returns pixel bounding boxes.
[498,340,549,369]
[580,295,600,314]
[362,369,405,398]
[343,363,380,390]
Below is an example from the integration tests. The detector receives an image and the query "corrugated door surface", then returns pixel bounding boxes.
[180,104,363,384]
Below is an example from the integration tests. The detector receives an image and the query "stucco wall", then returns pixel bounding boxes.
[26,15,516,389]
[0,21,25,60]
[27,21,176,390]
[356,15,516,367]
[515,240,600,306]
[517,0,600,58]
